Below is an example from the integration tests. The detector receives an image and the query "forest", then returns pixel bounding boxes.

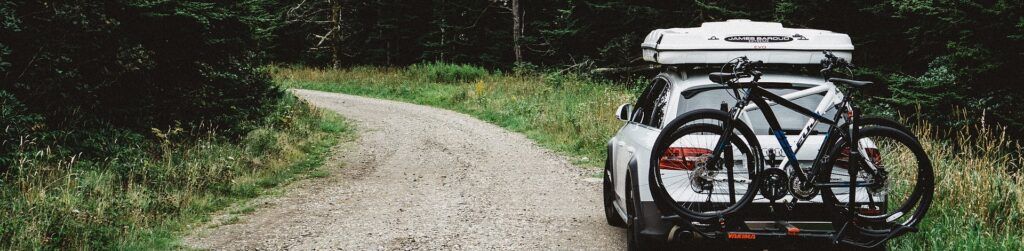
[0,0,1022,249]
[3,1,1023,148]
[273,0,1024,133]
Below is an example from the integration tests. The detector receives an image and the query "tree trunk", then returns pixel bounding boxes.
[330,0,342,68]
[511,0,522,64]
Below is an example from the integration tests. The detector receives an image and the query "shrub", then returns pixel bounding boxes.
[408,61,488,83]
[0,90,41,173]
[0,95,349,249]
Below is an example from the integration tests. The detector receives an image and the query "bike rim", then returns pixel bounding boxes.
[652,123,759,219]
[824,126,932,229]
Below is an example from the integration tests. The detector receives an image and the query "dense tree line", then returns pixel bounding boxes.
[0,1,284,168]
[1,0,1022,168]
[273,0,1024,134]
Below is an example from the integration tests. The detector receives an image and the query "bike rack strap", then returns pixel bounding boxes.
[834,222,917,248]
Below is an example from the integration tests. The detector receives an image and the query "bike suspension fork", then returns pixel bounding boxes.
[709,101,748,161]
[720,102,737,204]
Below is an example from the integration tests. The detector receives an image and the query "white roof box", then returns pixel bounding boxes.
[642,19,853,65]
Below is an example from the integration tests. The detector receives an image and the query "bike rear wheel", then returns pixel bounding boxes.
[650,123,761,220]
[818,126,933,235]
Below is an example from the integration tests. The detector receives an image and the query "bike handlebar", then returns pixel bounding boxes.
[711,52,856,86]
[709,56,764,85]
[820,51,852,79]
[734,57,764,80]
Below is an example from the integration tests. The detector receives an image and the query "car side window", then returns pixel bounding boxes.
[649,79,671,127]
[630,78,670,127]
[630,84,654,124]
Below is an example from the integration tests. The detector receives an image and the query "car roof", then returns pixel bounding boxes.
[672,72,828,91]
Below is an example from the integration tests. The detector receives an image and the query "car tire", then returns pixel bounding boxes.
[604,149,627,228]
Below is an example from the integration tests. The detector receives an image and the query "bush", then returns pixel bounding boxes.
[0,90,41,173]
[408,62,488,83]
[0,95,350,249]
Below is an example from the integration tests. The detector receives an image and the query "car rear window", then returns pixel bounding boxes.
[676,86,835,134]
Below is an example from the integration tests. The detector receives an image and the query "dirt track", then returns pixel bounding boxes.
[184,89,624,250]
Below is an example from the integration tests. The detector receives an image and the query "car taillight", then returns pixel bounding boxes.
[659,147,712,171]
[858,206,884,216]
[835,147,881,169]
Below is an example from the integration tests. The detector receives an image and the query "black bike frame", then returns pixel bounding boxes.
[707,83,882,196]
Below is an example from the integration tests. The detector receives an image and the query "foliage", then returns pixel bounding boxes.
[277,63,1024,250]
[0,90,42,172]
[0,96,351,249]
[408,61,489,83]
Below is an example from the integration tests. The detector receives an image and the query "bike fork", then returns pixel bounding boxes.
[708,102,746,167]
[706,102,747,202]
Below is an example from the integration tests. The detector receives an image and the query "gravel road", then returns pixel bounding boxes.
[184,89,625,250]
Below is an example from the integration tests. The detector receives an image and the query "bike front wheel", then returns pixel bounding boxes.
[650,123,761,220]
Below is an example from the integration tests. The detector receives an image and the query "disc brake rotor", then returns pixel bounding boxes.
[689,154,717,193]
[789,173,819,200]
[867,168,889,195]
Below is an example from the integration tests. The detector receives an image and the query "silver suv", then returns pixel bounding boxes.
[603,69,851,248]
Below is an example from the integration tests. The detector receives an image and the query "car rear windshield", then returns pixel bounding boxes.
[676,85,835,134]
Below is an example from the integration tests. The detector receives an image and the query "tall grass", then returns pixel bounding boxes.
[0,95,352,249]
[890,117,1024,250]
[408,61,489,83]
[277,63,1024,250]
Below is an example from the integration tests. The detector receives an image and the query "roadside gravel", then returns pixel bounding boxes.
[183,89,624,250]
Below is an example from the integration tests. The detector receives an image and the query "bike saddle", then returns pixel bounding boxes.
[709,72,739,84]
[828,78,873,88]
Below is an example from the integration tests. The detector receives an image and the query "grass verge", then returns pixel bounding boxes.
[275,63,1024,250]
[0,94,352,249]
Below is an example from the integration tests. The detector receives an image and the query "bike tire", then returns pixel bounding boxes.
[649,122,762,221]
[818,125,934,235]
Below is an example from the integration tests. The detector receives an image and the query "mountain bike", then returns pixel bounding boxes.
[647,52,933,248]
